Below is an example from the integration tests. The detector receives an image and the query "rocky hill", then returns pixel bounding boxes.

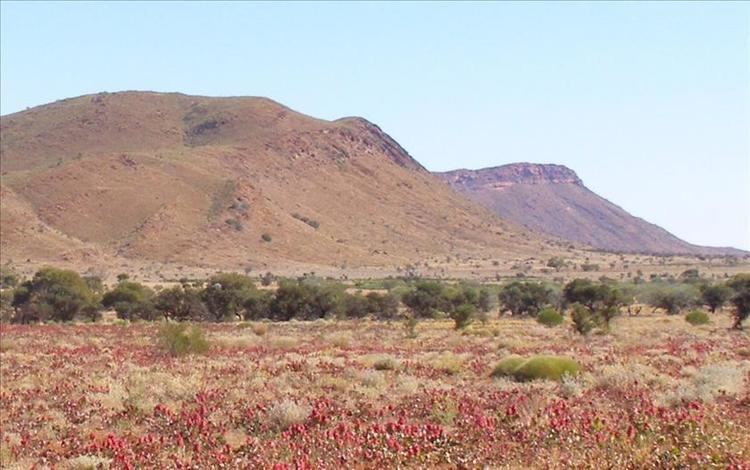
[0,92,553,273]
[436,163,744,256]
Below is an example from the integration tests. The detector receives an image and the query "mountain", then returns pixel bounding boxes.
[436,163,744,256]
[0,91,552,273]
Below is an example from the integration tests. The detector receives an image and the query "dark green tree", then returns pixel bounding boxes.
[727,274,750,330]
[11,267,97,323]
[498,281,553,316]
[202,273,259,321]
[700,283,732,313]
[154,286,208,321]
[102,281,156,320]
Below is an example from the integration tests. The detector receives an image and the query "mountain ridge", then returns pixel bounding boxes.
[0,91,553,272]
[436,163,745,256]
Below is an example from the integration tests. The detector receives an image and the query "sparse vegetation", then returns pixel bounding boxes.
[536,307,563,327]
[498,281,554,316]
[157,323,210,356]
[570,303,596,336]
[291,213,320,229]
[685,309,710,326]
[492,355,580,382]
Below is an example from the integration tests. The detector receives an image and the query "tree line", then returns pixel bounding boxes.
[0,266,748,330]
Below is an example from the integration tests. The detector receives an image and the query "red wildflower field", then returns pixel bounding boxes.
[1,315,748,469]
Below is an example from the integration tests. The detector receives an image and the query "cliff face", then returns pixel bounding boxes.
[436,163,744,256]
[440,163,583,187]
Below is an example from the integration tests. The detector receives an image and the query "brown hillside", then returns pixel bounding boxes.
[436,163,744,256]
[0,91,552,272]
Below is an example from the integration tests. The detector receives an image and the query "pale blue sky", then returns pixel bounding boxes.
[1,1,748,250]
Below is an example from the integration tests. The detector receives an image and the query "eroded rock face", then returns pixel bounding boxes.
[438,163,582,189]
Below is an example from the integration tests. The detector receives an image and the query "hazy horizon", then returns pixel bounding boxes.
[1,1,748,250]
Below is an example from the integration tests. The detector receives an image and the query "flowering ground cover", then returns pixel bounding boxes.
[1,315,748,469]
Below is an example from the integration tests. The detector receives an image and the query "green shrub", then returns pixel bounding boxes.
[261,233,272,242]
[536,308,563,327]
[403,317,418,338]
[202,272,259,321]
[158,323,210,357]
[699,283,731,313]
[570,303,596,336]
[402,280,445,318]
[154,286,208,321]
[516,356,580,382]
[0,266,19,288]
[450,303,475,330]
[685,309,710,326]
[490,356,526,378]
[102,281,155,320]
[642,283,699,315]
[11,267,98,323]
[498,281,553,316]
[727,274,750,330]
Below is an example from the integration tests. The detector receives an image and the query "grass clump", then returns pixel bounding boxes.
[372,355,400,371]
[491,355,580,382]
[536,308,564,327]
[158,323,210,357]
[431,353,464,375]
[685,309,710,326]
[491,355,526,378]
[266,399,310,430]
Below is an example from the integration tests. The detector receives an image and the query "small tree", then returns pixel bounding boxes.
[260,272,275,287]
[202,273,259,321]
[1,266,19,288]
[570,303,595,336]
[498,281,552,316]
[365,292,399,319]
[700,284,732,313]
[154,286,208,321]
[477,289,492,313]
[546,257,566,271]
[727,274,750,330]
[402,280,445,318]
[102,281,156,320]
[450,303,475,330]
[243,290,273,320]
[646,284,698,315]
[11,267,97,323]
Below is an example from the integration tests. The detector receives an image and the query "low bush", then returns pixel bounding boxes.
[158,323,210,357]
[685,309,710,326]
[492,355,580,382]
[403,317,418,338]
[536,308,563,327]
[490,355,526,378]
[251,322,268,336]
[372,355,400,371]
[431,353,464,375]
[266,399,310,431]
[513,356,580,382]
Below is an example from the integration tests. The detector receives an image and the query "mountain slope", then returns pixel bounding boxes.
[436,163,744,256]
[0,92,549,271]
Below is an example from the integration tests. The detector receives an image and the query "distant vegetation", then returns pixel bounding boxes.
[291,213,320,229]
[1,266,748,330]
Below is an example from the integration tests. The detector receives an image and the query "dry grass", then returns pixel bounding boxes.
[1,313,749,467]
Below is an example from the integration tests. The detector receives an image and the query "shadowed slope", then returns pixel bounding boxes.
[436,163,744,256]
